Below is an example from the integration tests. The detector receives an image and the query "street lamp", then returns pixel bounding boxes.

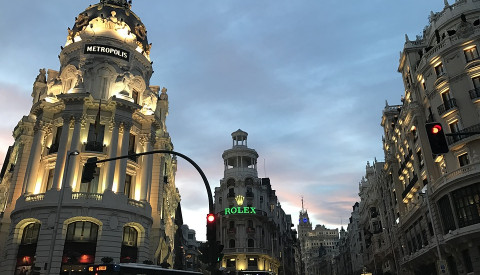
[46,150,79,274]
[419,185,446,274]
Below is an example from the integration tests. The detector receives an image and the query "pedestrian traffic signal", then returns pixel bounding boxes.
[215,242,224,262]
[81,157,98,183]
[426,122,449,154]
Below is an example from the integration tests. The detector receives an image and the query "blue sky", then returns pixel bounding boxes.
[0,0,446,240]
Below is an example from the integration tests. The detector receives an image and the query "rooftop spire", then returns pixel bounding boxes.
[100,0,131,8]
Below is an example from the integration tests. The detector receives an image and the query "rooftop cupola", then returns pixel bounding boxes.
[232,129,248,147]
[222,130,259,179]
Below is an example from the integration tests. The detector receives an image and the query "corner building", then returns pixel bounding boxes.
[0,0,180,274]
[214,130,299,275]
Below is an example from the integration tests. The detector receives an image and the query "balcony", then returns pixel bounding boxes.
[446,123,480,145]
[227,228,236,234]
[85,141,105,153]
[25,193,45,202]
[437,98,458,117]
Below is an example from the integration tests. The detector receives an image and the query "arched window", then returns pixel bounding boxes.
[229,239,235,248]
[62,221,98,270]
[16,222,41,273]
[121,226,139,263]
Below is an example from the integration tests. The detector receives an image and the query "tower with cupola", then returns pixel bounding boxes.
[213,130,299,274]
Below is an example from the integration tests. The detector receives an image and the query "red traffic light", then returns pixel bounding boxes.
[207,213,215,223]
[431,124,442,134]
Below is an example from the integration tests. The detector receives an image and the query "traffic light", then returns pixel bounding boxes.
[215,242,224,263]
[425,122,449,154]
[81,157,98,183]
[206,213,216,243]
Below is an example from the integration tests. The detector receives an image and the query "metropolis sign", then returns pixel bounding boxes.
[84,44,130,61]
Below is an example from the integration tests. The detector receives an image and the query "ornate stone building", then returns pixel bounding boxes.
[213,130,299,275]
[337,1,480,274]
[0,0,180,274]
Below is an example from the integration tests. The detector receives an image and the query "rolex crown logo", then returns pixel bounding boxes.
[235,195,245,206]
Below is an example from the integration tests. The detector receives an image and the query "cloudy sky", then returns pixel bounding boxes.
[0,0,446,240]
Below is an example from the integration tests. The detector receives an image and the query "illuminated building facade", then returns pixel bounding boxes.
[214,130,299,275]
[338,1,480,274]
[0,0,180,274]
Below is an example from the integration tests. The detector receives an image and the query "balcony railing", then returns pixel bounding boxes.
[85,141,105,153]
[437,98,457,116]
[128,199,146,208]
[25,193,45,202]
[72,192,103,200]
[446,123,480,145]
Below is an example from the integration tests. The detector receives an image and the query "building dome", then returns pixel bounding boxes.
[68,0,150,55]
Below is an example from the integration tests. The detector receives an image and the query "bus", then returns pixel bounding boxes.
[86,263,203,275]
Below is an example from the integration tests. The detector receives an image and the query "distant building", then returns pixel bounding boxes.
[298,204,339,275]
[214,130,299,275]
[0,1,181,274]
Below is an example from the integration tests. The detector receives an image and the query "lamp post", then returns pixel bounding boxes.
[46,150,79,275]
[420,185,446,274]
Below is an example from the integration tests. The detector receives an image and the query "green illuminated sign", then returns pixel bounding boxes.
[224,206,256,215]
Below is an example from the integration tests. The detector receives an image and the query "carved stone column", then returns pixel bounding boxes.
[23,120,48,194]
[116,121,132,194]
[105,119,121,192]
[66,114,83,188]
[139,133,153,201]
[52,115,73,190]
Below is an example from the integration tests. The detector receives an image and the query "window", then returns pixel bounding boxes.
[449,121,461,142]
[218,197,222,206]
[458,153,470,167]
[121,226,138,263]
[248,239,254,248]
[124,174,133,198]
[132,90,139,104]
[45,169,54,192]
[21,223,41,245]
[248,257,257,267]
[226,258,236,268]
[438,195,457,234]
[128,133,136,161]
[86,124,105,152]
[452,183,480,228]
[229,239,235,248]
[464,46,479,62]
[435,63,445,77]
[66,221,99,242]
[228,188,235,198]
[229,221,235,229]
[260,196,264,204]
[122,226,138,247]
[49,126,62,154]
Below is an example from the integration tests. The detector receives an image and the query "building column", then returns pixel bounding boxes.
[140,133,153,201]
[52,115,72,190]
[66,114,83,188]
[116,121,132,194]
[105,119,121,192]
[23,119,48,194]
